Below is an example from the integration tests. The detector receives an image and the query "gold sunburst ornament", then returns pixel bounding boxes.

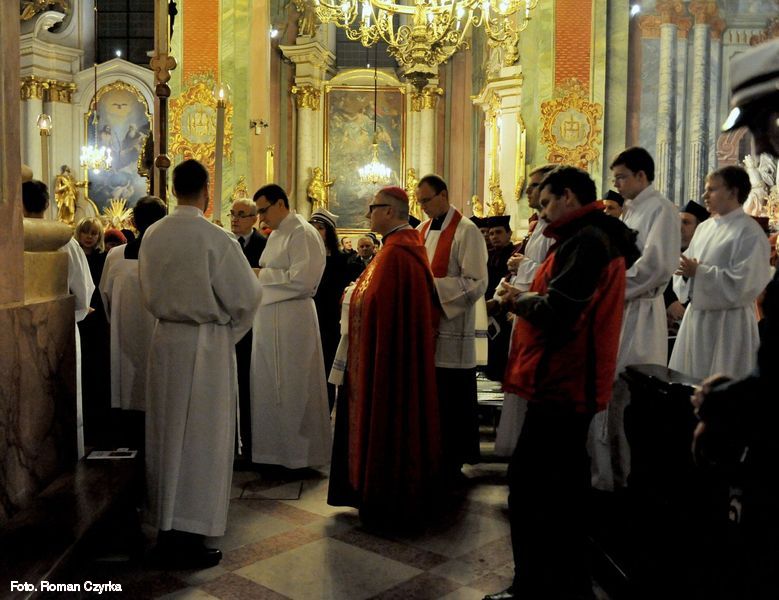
[103,198,134,229]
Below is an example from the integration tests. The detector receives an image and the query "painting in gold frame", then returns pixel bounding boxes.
[324,85,406,231]
[84,81,152,213]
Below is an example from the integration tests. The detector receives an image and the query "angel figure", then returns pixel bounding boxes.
[405,168,423,221]
[471,194,485,218]
[54,164,77,225]
[294,0,319,38]
[488,179,506,217]
[307,167,334,211]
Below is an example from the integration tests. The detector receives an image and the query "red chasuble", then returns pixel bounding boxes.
[330,228,442,516]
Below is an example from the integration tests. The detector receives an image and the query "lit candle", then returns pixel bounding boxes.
[213,83,230,225]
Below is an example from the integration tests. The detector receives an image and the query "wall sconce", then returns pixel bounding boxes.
[250,119,269,135]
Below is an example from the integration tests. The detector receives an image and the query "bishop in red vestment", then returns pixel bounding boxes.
[327,187,443,521]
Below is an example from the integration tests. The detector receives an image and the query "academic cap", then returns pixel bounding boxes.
[487,215,511,230]
[682,200,709,223]
[605,190,624,206]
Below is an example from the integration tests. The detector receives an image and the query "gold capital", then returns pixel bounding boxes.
[20,75,47,100]
[291,84,321,110]
[410,86,443,112]
[46,80,77,103]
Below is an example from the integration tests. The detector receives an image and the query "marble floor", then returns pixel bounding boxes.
[65,445,612,600]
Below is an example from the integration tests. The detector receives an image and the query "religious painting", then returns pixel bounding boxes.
[325,86,405,231]
[84,81,151,213]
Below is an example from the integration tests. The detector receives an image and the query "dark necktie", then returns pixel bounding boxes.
[239,236,246,248]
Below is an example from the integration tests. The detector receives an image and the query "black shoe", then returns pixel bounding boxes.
[483,587,516,600]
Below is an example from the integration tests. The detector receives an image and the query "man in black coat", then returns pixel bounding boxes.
[230,198,266,462]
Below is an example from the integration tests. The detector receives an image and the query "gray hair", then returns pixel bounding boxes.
[376,190,409,220]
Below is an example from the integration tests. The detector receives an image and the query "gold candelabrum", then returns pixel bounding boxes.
[310,0,537,87]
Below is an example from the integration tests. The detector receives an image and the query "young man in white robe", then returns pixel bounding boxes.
[139,160,259,568]
[250,184,331,470]
[22,180,94,459]
[99,196,166,445]
[670,166,771,380]
[416,174,489,481]
[589,147,680,491]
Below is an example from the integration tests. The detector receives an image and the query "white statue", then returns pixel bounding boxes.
[742,153,777,216]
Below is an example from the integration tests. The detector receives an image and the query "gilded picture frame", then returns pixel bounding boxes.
[84,81,152,213]
[324,85,406,232]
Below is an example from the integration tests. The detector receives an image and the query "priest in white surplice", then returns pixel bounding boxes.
[250,184,331,469]
[670,166,771,380]
[590,147,680,491]
[139,160,259,569]
[416,174,488,479]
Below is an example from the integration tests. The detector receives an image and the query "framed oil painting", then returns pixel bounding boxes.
[85,81,152,213]
[325,86,405,231]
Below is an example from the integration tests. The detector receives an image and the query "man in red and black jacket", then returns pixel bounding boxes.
[485,166,640,600]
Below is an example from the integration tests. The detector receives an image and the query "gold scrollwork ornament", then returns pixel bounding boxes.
[540,79,603,170]
[169,76,234,168]
[488,178,506,217]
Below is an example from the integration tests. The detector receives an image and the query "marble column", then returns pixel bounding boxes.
[1,3,78,522]
[655,23,677,199]
[411,84,442,177]
[473,66,524,231]
[687,22,710,203]
[279,39,335,216]
[20,76,47,181]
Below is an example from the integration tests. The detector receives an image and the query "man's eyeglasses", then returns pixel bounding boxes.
[256,201,278,216]
[229,211,256,220]
[417,192,439,204]
[365,203,390,218]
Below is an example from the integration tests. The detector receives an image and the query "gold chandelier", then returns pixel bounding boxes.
[311,0,538,82]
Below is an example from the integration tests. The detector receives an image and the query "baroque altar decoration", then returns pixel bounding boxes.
[169,74,234,169]
[540,79,603,170]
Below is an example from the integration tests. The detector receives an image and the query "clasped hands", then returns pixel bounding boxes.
[507,253,525,274]
[675,254,699,278]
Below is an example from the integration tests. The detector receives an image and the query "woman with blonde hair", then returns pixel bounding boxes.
[74,216,111,445]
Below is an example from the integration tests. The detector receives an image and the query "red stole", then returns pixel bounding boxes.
[420,209,463,277]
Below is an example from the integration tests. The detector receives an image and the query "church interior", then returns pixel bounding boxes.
[2,0,779,598]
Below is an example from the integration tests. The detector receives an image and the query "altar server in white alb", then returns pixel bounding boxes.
[100,196,166,416]
[590,147,680,492]
[416,174,489,479]
[139,159,259,568]
[250,183,331,469]
[670,166,771,380]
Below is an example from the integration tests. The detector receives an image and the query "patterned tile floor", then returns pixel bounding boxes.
[68,458,520,600]
[63,382,612,599]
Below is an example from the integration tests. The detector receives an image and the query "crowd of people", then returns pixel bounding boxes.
[17,37,779,598]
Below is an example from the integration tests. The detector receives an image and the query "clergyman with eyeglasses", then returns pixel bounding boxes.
[249,184,332,472]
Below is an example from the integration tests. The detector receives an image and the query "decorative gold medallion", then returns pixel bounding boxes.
[169,75,233,168]
[540,79,603,170]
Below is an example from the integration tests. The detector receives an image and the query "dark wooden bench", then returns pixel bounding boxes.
[589,364,743,599]
[0,457,141,600]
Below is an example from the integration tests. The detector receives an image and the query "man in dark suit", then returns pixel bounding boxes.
[230,198,266,463]
[231,198,266,267]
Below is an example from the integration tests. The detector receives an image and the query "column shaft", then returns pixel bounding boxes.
[655,23,677,199]
[687,23,710,203]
